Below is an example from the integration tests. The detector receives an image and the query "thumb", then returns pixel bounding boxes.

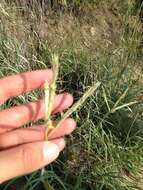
[0,138,65,183]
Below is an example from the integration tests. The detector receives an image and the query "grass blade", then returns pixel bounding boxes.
[111,101,138,113]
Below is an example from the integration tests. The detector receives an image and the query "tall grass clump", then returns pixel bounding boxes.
[0,0,143,189]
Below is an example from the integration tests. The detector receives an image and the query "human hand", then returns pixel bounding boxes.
[0,70,76,183]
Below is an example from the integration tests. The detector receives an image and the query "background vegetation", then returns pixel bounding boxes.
[0,0,143,189]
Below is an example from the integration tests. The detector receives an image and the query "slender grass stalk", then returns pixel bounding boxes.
[44,81,50,123]
[112,87,129,110]
[47,54,59,122]
[56,81,101,128]
[0,3,9,17]
[111,101,138,113]
[102,86,111,112]
[44,54,59,139]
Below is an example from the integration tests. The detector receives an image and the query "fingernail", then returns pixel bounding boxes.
[43,142,59,162]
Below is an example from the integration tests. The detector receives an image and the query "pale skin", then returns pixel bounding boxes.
[0,69,76,183]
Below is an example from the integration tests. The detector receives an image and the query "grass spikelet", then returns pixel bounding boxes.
[56,81,101,128]
[44,54,59,139]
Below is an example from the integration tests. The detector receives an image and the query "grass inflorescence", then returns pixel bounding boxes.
[44,53,101,139]
[44,54,60,138]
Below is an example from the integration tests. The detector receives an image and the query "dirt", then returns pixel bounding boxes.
[0,2,122,54]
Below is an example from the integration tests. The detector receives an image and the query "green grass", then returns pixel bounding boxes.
[0,0,143,189]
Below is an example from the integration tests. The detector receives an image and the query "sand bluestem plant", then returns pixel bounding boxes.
[44,54,59,139]
[44,53,101,140]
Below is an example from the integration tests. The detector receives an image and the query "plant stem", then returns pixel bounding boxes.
[56,82,101,128]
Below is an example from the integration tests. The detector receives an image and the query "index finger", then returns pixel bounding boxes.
[0,70,53,105]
